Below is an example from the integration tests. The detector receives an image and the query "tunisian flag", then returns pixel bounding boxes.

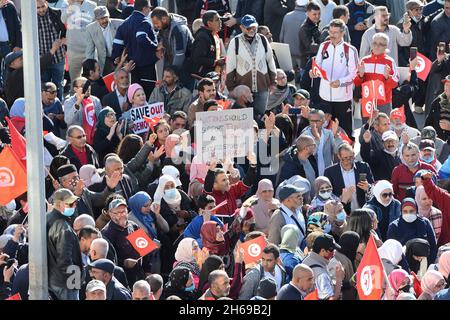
[126,229,159,257]
[0,145,27,206]
[415,53,432,81]
[5,117,26,168]
[361,80,385,118]
[143,116,161,133]
[390,105,406,124]
[238,235,267,265]
[356,234,384,300]
[102,72,116,93]
[82,97,97,146]
[304,289,319,300]
[312,58,328,80]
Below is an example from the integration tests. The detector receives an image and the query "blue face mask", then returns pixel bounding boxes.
[63,207,75,217]
[164,188,178,200]
[336,211,347,222]
[185,283,195,292]
[323,223,332,234]
[420,154,434,164]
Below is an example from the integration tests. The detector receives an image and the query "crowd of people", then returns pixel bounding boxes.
[0,0,450,301]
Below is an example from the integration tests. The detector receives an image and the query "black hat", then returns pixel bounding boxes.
[292,89,310,100]
[256,277,277,299]
[56,164,78,178]
[313,233,341,253]
[89,258,115,274]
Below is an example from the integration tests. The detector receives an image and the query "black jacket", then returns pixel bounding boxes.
[47,6,67,39]
[235,0,265,26]
[360,139,401,181]
[93,129,121,168]
[263,0,295,42]
[396,17,426,67]
[425,93,450,141]
[102,91,129,119]
[1,3,22,49]
[298,18,321,68]
[190,27,217,77]
[46,209,82,289]
[323,161,374,212]
[60,143,100,171]
[106,277,131,300]
[89,174,136,202]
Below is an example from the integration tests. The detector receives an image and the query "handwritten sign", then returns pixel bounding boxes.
[130,102,164,134]
[195,108,254,162]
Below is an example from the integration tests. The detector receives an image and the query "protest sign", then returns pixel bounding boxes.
[270,42,293,71]
[195,108,254,163]
[130,103,164,135]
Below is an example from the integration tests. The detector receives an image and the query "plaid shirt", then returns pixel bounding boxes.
[38,11,64,64]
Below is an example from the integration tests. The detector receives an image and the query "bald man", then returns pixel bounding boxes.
[277,264,315,300]
[73,214,96,235]
[132,280,153,300]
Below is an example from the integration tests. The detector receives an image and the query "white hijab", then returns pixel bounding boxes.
[154,175,182,206]
[372,180,394,207]
[378,239,403,264]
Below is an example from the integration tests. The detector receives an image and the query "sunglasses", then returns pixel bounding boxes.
[70,134,86,139]
[381,192,393,198]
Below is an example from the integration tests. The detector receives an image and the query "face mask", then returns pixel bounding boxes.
[90,173,103,184]
[185,283,195,292]
[393,123,405,131]
[5,199,16,212]
[164,188,178,200]
[336,211,347,222]
[173,145,182,157]
[402,213,417,223]
[411,16,421,23]
[420,153,435,164]
[323,223,332,234]
[319,191,332,200]
[63,207,76,217]
[406,161,419,169]
[384,148,398,156]
[325,250,334,260]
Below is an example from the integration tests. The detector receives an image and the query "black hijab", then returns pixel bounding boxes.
[338,231,360,268]
[405,238,430,274]
[198,255,223,292]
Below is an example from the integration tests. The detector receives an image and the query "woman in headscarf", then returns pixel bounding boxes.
[153,175,197,276]
[405,238,431,277]
[363,180,401,242]
[174,238,202,288]
[163,134,190,193]
[266,69,296,113]
[378,239,404,276]
[307,176,340,216]
[439,251,450,288]
[9,97,26,132]
[79,164,103,187]
[248,179,280,236]
[161,266,200,300]
[418,270,446,300]
[415,185,442,242]
[128,191,169,274]
[387,198,437,264]
[386,269,412,300]
[279,225,304,282]
[93,107,123,166]
[307,212,331,235]
[334,231,360,300]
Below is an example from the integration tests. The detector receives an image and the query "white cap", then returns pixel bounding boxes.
[296,0,308,6]
[162,165,182,187]
[382,130,398,142]
[86,279,106,293]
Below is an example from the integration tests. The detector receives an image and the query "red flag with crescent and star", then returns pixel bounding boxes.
[126,229,158,257]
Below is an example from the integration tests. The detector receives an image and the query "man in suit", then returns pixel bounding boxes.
[85,6,123,76]
[102,68,130,119]
[324,142,374,213]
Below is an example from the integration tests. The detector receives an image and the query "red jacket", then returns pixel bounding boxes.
[391,162,437,202]
[354,52,399,105]
[423,178,450,246]
[205,180,250,216]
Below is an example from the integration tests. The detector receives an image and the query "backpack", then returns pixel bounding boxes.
[321,40,350,67]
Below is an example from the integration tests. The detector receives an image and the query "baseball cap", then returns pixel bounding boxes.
[256,278,277,299]
[421,126,436,141]
[382,130,398,142]
[241,15,258,28]
[86,279,107,293]
[53,188,79,205]
[94,6,109,20]
[293,89,310,100]
[278,184,306,202]
[312,233,341,252]
[162,165,182,187]
[419,139,435,151]
[108,198,127,211]
[205,71,220,81]
[4,51,22,68]
[89,258,115,274]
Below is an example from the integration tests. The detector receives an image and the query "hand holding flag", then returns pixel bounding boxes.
[312,58,328,80]
[238,236,266,265]
[143,116,161,133]
[126,229,159,257]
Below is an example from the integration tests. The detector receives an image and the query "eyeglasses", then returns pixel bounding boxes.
[381,192,393,198]
[70,134,86,139]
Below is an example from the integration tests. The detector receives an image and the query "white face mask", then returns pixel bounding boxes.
[319,191,332,200]
[5,199,16,211]
[402,213,417,223]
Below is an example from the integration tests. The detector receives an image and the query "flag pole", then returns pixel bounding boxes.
[22,4,48,299]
